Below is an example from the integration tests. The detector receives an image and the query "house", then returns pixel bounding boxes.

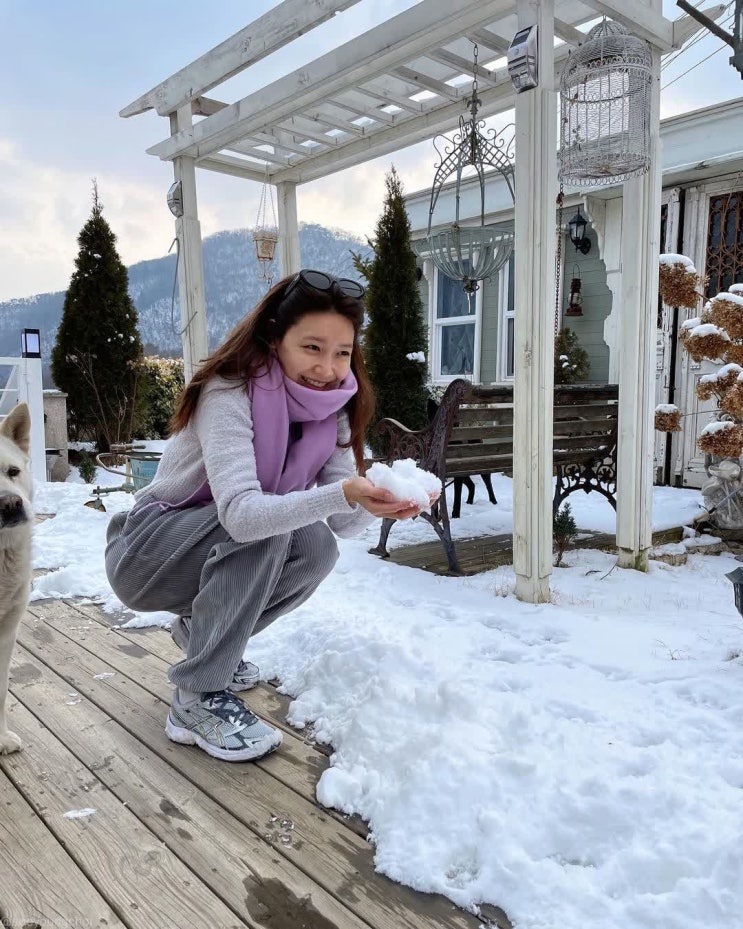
[407,96,743,489]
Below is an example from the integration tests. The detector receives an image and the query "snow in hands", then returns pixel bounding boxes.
[366,459,440,509]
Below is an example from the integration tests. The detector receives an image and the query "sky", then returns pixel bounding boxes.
[25,469,741,929]
[1,0,742,303]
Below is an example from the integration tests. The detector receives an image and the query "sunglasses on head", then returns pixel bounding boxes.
[283,269,365,301]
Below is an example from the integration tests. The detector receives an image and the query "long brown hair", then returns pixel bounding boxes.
[170,273,374,472]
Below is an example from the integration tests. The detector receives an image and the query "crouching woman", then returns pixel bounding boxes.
[105,270,421,762]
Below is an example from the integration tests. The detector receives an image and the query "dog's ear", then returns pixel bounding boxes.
[0,403,31,454]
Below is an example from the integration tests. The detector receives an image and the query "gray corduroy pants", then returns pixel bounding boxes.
[105,499,339,693]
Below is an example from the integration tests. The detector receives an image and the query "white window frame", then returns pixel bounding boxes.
[429,266,482,384]
[497,254,515,381]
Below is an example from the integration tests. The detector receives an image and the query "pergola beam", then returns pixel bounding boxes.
[267,47,572,185]
[120,0,363,117]
[198,154,272,183]
[145,0,519,162]
[425,48,498,85]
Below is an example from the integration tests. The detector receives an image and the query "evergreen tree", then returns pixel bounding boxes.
[553,502,578,566]
[362,167,428,456]
[51,184,143,451]
[554,327,590,385]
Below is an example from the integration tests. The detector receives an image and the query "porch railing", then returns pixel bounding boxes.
[0,354,47,483]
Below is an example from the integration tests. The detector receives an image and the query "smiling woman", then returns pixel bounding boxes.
[103,269,426,764]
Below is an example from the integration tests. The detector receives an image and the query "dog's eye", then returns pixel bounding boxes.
[7,466,20,478]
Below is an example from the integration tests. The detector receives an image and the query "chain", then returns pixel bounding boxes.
[555,180,565,336]
[468,42,481,120]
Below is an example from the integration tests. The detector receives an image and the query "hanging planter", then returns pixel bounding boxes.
[253,168,279,283]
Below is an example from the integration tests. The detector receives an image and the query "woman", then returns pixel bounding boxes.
[106,270,423,763]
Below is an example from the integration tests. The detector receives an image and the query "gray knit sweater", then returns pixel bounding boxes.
[136,376,375,542]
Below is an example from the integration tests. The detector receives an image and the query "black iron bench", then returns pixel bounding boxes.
[368,379,619,574]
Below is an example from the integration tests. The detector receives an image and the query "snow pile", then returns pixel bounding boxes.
[654,403,679,414]
[686,323,730,340]
[659,252,696,271]
[730,283,743,295]
[366,459,440,508]
[699,363,742,384]
[700,420,738,436]
[710,291,743,309]
[406,351,426,363]
[680,316,701,331]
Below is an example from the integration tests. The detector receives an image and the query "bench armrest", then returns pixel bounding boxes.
[376,418,433,464]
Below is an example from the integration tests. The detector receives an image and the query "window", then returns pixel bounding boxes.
[705,190,743,297]
[499,254,515,380]
[431,265,481,381]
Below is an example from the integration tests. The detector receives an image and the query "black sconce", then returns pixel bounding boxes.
[21,328,41,358]
[567,210,591,255]
[726,567,743,617]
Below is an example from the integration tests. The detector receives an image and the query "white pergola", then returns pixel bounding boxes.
[122,0,710,602]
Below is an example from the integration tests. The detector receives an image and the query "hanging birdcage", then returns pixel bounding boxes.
[252,169,279,282]
[422,43,515,294]
[559,20,653,187]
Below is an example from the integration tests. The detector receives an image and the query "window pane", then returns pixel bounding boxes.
[506,317,514,378]
[440,323,475,376]
[437,269,476,318]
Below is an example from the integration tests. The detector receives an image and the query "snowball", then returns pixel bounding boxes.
[366,459,440,508]
[659,253,696,271]
[654,403,679,414]
[406,351,426,363]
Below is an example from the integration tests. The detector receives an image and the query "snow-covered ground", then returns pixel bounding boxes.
[30,475,742,929]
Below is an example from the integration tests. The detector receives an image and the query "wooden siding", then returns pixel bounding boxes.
[559,226,612,382]
[479,275,500,383]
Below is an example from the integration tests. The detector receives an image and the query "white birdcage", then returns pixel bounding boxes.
[559,20,653,187]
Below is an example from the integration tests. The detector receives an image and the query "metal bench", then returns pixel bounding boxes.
[369,379,619,574]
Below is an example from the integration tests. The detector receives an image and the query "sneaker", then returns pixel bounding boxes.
[171,615,260,691]
[165,689,282,762]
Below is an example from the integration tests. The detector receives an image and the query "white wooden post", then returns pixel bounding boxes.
[513,0,557,603]
[170,105,209,382]
[276,180,301,278]
[23,357,46,484]
[616,34,662,570]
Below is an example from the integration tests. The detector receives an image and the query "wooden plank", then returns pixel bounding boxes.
[587,0,674,51]
[26,600,336,803]
[0,764,124,928]
[121,0,364,117]
[2,687,248,929]
[17,608,484,929]
[8,645,372,929]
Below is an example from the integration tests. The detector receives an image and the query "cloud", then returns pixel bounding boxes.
[0,139,225,302]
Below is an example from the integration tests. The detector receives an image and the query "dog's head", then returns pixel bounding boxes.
[0,403,33,542]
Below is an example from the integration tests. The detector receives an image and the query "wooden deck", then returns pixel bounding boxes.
[382,527,686,575]
[1,596,511,929]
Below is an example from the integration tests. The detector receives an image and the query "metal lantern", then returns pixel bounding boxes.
[252,169,279,283]
[559,19,653,187]
[565,266,583,317]
[423,43,515,294]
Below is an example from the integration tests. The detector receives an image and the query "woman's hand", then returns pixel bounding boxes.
[342,477,424,520]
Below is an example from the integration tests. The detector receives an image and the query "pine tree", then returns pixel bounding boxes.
[553,502,578,566]
[362,167,428,456]
[554,327,590,385]
[51,184,143,451]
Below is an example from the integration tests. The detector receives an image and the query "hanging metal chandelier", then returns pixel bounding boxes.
[422,43,515,294]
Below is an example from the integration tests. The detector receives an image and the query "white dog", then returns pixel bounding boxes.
[0,403,33,754]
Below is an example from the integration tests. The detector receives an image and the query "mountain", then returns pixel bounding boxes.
[0,224,371,365]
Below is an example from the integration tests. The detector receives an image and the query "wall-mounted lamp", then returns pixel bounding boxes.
[21,328,41,358]
[567,209,591,255]
[167,180,184,218]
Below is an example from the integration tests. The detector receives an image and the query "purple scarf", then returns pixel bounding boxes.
[250,362,357,494]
